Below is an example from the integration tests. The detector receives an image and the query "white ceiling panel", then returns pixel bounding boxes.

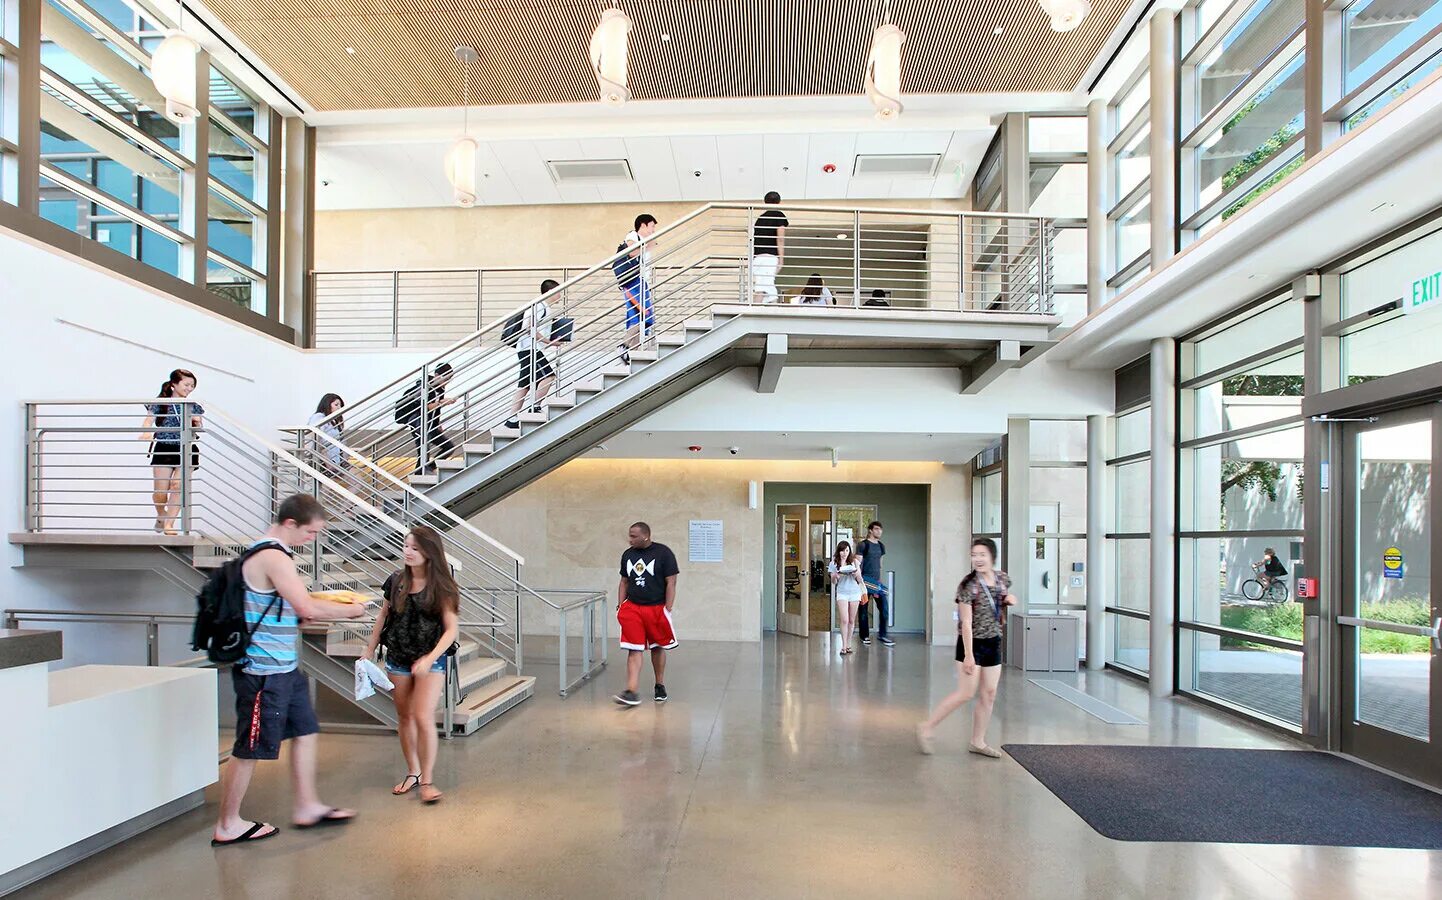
[716,134,765,201]
[761,133,812,201]
[623,135,683,201]
[490,140,563,205]
[669,136,723,202]
[805,133,858,199]
[473,141,523,206]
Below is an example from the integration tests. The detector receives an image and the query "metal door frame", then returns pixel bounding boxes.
[1336,403,1442,785]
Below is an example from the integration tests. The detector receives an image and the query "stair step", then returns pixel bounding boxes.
[600,365,630,378]
[658,334,686,346]
[684,318,714,331]
[627,350,660,363]
[457,656,507,692]
[490,426,522,440]
[442,675,535,733]
[573,378,604,394]
[410,474,440,487]
[518,412,547,426]
[462,442,494,455]
[437,458,466,471]
[543,393,577,410]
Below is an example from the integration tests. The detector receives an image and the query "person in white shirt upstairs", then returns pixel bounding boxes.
[617,214,658,364]
[505,280,562,430]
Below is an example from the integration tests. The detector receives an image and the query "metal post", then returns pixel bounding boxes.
[417,361,430,472]
[582,597,593,675]
[1037,217,1049,314]
[558,613,568,697]
[885,570,895,630]
[1085,414,1109,670]
[514,562,523,673]
[1086,97,1109,315]
[476,269,483,331]
[146,621,160,666]
[179,404,193,534]
[852,210,862,305]
[1149,338,1178,697]
[957,214,966,311]
[391,271,400,348]
[24,405,38,531]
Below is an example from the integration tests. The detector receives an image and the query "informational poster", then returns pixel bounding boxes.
[689,520,723,563]
[1383,546,1405,579]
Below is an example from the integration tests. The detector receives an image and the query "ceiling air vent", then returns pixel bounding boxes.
[547,158,634,183]
[852,153,942,178]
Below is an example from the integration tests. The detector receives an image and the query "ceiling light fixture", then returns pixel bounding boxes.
[445,45,479,208]
[591,3,633,106]
[151,9,200,124]
[864,3,905,121]
[1037,0,1091,32]
[345,46,356,54]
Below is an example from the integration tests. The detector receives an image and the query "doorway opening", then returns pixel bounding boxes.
[774,502,879,637]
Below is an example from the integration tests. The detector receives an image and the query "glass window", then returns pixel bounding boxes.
[1192,0,1305,122]
[1115,193,1150,272]
[1345,51,1442,131]
[209,118,257,201]
[1196,52,1305,211]
[40,97,182,214]
[1115,125,1149,199]
[974,471,1002,533]
[1028,116,1086,153]
[208,188,257,269]
[1115,459,1151,534]
[207,255,259,312]
[1111,611,1150,671]
[1181,535,1304,622]
[1031,538,1088,607]
[1114,407,1152,457]
[209,65,263,141]
[1051,226,1086,286]
[39,176,181,277]
[1030,420,1088,462]
[1190,357,1303,440]
[1344,0,1442,92]
[1032,466,1088,532]
[1029,161,1086,217]
[1115,539,1152,610]
[1191,295,1303,374]
[1340,227,1442,383]
[1181,626,1302,725]
[1115,75,1149,130]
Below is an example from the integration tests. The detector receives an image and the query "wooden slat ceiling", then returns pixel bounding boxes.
[203,0,1131,112]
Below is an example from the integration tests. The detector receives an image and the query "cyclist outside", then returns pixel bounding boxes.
[1257,548,1288,587]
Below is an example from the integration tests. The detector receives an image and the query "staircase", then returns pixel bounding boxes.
[309,203,1061,516]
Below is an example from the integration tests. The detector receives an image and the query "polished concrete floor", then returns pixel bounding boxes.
[17,635,1442,899]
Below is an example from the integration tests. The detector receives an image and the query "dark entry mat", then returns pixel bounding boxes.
[1003,744,1442,848]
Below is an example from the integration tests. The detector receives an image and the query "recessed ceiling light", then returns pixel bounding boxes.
[837,233,848,239]
[345,46,356,54]
[660,33,670,42]
[993,26,1004,35]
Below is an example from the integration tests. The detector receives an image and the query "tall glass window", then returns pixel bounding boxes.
[1337,0,1442,130]
[1108,406,1152,674]
[1340,225,1442,384]
[1107,57,1151,287]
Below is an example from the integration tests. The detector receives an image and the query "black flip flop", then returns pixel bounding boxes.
[211,821,279,846]
[295,808,355,829]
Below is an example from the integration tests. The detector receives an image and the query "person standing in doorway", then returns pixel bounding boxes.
[915,537,1017,758]
[365,525,459,805]
[856,521,893,646]
[617,214,658,364]
[614,522,679,706]
[830,541,864,655]
[751,191,787,303]
[211,494,368,845]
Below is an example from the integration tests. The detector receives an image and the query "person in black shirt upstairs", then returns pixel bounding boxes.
[395,362,457,475]
[614,522,680,706]
[751,191,788,303]
[863,288,891,307]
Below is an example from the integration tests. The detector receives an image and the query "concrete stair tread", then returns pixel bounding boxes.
[600,366,630,378]
[8,530,202,547]
[437,458,466,471]
[410,474,441,486]
[517,412,547,425]
[684,318,714,330]
[490,426,522,439]
[462,442,494,454]
[627,350,660,363]
[442,675,535,728]
[457,656,507,690]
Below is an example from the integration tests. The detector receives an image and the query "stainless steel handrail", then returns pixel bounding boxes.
[1337,614,1442,648]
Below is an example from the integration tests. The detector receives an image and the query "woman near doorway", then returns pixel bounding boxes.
[364,525,460,804]
[829,541,864,655]
[916,537,1017,758]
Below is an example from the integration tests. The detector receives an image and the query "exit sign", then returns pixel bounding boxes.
[1406,270,1442,314]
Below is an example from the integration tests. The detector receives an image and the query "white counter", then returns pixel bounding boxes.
[0,658,217,893]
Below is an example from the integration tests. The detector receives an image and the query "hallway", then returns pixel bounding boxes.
[17,636,1442,899]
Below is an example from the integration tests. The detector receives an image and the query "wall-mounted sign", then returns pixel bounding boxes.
[689,520,723,563]
[1383,546,1405,580]
[1405,271,1441,314]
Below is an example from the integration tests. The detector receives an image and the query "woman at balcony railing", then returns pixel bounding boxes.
[140,368,202,535]
[365,525,460,806]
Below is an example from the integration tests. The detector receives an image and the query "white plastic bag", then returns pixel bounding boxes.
[354,657,394,700]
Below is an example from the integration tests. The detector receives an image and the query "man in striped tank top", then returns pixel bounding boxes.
[212,494,368,846]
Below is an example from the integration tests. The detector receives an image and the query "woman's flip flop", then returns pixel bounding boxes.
[211,822,279,846]
[393,773,421,795]
[295,808,356,829]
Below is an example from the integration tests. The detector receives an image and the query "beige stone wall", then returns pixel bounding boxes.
[315,198,969,271]
[470,457,971,644]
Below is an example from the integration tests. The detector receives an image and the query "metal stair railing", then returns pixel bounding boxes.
[288,424,611,696]
[307,204,1056,476]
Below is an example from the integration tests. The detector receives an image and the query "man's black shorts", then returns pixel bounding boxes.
[516,348,555,388]
[231,667,320,760]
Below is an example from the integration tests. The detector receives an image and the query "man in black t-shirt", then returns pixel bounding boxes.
[863,288,891,307]
[751,191,788,303]
[856,521,893,646]
[614,522,680,706]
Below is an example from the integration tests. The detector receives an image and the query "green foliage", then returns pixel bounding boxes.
[1222,375,1304,397]
[1219,598,1431,653]
[1221,459,1281,502]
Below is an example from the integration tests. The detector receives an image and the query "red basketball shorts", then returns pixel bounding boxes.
[618,602,678,651]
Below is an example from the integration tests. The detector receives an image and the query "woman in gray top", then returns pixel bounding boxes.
[916,537,1017,758]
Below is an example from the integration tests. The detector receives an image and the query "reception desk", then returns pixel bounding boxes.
[0,630,218,895]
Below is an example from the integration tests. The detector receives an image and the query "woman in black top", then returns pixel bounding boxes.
[916,538,1017,758]
[364,525,459,804]
[141,369,202,534]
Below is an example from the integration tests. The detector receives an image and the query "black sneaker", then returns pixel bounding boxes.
[619,347,632,365]
[861,637,872,645]
[503,418,520,430]
[880,636,896,647]
[654,684,668,703]
[614,690,640,706]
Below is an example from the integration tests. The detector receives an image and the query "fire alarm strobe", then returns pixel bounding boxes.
[688,445,703,452]
[822,163,837,174]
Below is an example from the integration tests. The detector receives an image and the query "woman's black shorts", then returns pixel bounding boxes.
[956,635,1003,667]
[149,440,199,469]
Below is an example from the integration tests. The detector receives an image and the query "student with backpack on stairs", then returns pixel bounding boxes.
[205,493,369,846]
[501,279,564,430]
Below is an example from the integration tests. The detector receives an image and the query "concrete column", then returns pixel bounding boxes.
[281,120,315,345]
[1086,98,1108,314]
[1304,0,1343,158]
[179,48,210,287]
[1085,414,1109,669]
[1002,417,1031,601]
[1149,338,1177,696]
[1149,10,1177,265]
[12,0,40,212]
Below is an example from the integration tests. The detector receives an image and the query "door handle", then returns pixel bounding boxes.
[1338,615,1442,650]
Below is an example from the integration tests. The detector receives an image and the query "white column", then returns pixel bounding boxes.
[282,119,315,343]
[1086,98,1108,314]
[1149,10,1177,265]
[1003,417,1031,598]
[1086,414,1109,670]
[1149,338,1176,696]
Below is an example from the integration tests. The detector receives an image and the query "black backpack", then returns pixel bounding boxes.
[191,540,292,664]
[501,309,525,347]
[394,380,422,425]
[612,240,640,287]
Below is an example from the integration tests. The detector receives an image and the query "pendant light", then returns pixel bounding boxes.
[590,4,633,106]
[864,5,905,122]
[446,45,479,208]
[1038,0,1091,32]
[151,6,200,124]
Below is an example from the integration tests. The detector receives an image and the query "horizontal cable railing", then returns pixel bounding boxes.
[309,203,1056,349]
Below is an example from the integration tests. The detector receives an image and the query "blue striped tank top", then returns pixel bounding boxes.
[240,540,300,675]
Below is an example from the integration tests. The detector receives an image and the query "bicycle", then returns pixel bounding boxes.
[1241,563,1289,602]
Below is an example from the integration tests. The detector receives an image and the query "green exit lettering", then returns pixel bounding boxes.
[1410,271,1441,313]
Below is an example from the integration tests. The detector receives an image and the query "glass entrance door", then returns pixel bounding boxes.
[777,505,808,637]
[1338,406,1441,784]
